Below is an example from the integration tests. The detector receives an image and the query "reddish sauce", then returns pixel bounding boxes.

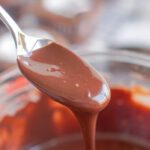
[0,82,149,150]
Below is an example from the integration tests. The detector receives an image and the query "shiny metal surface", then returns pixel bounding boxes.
[0,6,52,56]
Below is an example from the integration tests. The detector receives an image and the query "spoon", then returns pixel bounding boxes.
[0,6,110,111]
[0,7,110,150]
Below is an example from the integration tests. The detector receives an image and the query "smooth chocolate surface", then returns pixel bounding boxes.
[17,43,110,150]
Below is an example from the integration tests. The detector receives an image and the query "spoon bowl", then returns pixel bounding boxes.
[0,6,110,112]
[0,8,111,150]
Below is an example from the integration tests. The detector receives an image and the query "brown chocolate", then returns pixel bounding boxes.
[17,42,110,150]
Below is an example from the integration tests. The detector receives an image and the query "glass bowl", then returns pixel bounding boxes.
[0,50,149,150]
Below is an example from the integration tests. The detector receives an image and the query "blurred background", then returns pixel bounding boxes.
[0,0,150,71]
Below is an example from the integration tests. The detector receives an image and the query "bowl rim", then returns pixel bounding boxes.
[78,49,150,68]
[0,49,150,80]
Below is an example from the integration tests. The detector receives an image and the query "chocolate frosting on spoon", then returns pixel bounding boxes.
[0,6,110,150]
[17,43,110,112]
[17,42,110,150]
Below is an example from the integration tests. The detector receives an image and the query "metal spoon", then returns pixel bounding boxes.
[0,6,52,56]
[0,6,110,112]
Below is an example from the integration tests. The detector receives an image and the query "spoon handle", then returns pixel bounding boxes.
[0,6,23,48]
